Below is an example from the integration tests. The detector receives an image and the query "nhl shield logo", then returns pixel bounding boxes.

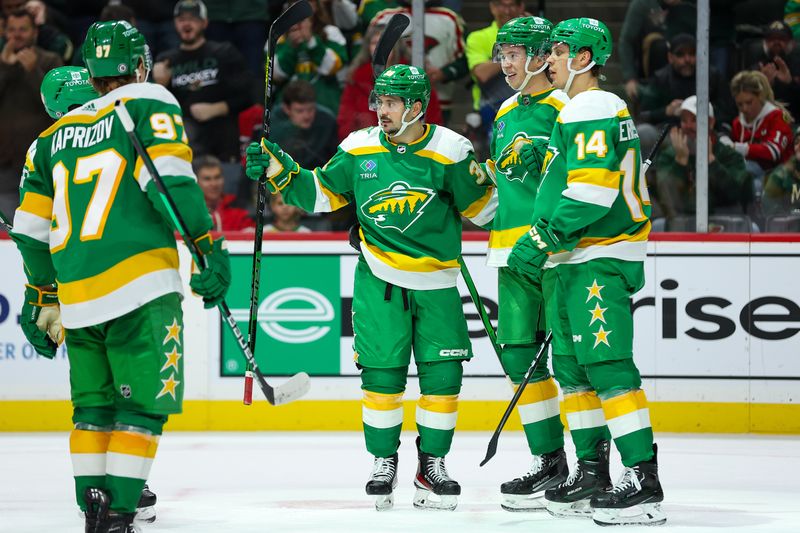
[360,181,435,233]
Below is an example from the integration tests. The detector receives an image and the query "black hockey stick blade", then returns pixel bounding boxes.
[642,123,671,174]
[269,0,313,46]
[372,13,410,78]
[480,332,553,467]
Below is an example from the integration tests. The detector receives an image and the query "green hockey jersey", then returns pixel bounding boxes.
[487,88,569,267]
[11,83,212,329]
[280,124,496,290]
[533,88,651,267]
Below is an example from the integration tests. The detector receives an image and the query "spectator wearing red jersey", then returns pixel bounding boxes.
[195,155,255,232]
[729,70,794,174]
[336,22,442,141]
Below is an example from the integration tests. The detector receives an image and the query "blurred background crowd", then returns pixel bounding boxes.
[1,0,799,234]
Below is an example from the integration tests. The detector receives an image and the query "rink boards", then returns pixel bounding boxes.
[0,232,798,433]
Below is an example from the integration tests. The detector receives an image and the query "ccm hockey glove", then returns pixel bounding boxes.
[506,219,560,284]
[516,137,550,176]
[189,234,231,309]
[245,140,299,193]
[21,284,63,358]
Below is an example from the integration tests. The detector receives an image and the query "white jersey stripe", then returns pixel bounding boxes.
[606,408,652,439]
[416,406,458,431]
[362,406,404,429]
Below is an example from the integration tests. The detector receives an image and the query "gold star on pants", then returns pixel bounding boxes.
[156,373,180,400]
[586,279,605,303]
[161,346,182,373]
[163,318,182,345]
[589,302,608,325]
[592,325,612,348]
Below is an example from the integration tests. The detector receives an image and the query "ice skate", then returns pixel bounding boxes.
[591,444,666,526]
[365,453,398,511]
[545,440,611,518]
[84,487,110,533]
[500,448,568,511]
[413,437,460,511]
[134,484,156,523]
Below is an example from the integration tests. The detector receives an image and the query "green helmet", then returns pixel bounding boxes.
[371,64,431,113]
[40,66,99,119]
[550,17,613,66]
[81,20,148,78]
[494,16,553,60]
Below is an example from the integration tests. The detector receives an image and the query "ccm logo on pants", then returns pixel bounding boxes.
[439,349,469,357]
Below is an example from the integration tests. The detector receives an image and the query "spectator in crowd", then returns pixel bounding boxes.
[655,96,751,223]
[372,0,467,122]
[0,8,61,218]
[319,0,359,32]
[270,80,339,170]
[337,22,442,141]
[121,0,179,58]
[357,0,397,30]
[195,155,255,232]
[741,20,800,120]
[265,192,312,233]
[99,3,137,24]
[465,0,523,132]
[763,126,800,216]
[728,70,794,181]
[273,0,348,115]
[0,0,72,63]
[619,0,670,102]
[638,33,734,157]
[202,0,269,75]
[153,0,253,184]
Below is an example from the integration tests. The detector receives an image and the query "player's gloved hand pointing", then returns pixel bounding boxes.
[506,219,561,284]
[21,284,63,358]
[189,234,231,309]
[245,139,299,193]
[515,137,550,175]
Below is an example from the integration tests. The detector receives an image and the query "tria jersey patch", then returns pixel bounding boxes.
[360,181,435,233]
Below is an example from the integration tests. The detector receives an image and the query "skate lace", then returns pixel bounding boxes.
[563,461,583,486]
[611,466,641,494]
[426,456,451,484]
[517,454,544,480]
[371,456,396,482]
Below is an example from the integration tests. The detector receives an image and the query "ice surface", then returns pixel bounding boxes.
[1,432,798,532]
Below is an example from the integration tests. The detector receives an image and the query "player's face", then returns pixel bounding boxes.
[375,95,408,135]
[174,13,207,46]
[547,43,570,89]
[734,90,763,123]
[498,44,528,88]
[197,165,224,204]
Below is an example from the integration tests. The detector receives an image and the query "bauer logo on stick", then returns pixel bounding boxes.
[360,181,435,232]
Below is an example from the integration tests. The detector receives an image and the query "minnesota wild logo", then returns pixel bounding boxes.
[360,181,435,233]
[496,132,534,182]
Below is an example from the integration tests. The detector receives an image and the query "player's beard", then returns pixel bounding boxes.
[380,115,399,135]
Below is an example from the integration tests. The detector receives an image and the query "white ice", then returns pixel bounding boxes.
[1,432,798,533]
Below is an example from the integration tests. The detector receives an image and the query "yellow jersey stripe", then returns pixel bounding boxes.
[602,389,649,420]
[134,143,193,178]
[461,186,494,219]
[563,390,602,413]
[418,394,459,414]
[58,247,179,305]
[567,168,621,188]
[18,192,53,219]
[363,390,403,411]
[495,100,518,121]
[415,149,454,165]
[517,378,559,405]
[577,220,651,248]
[40,99,127,138]
[346,145,390,156]
[362,240,459,273]
[489,225,529,249]
[540,94,567,111]
[107,430,159,459]
[320,182,349,211]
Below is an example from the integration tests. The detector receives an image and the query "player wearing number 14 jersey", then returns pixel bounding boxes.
[11,21,230,533]
[507,18,665,526]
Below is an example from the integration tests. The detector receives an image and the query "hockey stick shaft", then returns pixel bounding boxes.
[642,123,670,174]
[113,100,309,406]
[0,209,12,231]
[244,0,313,404]
[480,331,553,467]
[457,256,501,360]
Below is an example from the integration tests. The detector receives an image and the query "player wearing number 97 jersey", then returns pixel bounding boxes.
[507,18,665,527]
[10,20,229,532]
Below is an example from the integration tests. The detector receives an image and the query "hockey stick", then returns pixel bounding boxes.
[480,331,553,467]
[457,257,501,360]
[244,0,314,404]
[113,100,310,406]
[372,12,410,78]
[642,123,670,174]
[0,209,11,231]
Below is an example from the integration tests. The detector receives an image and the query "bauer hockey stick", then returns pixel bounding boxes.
[372,12,410,77]
[113,100,310,406]
[458,257,502,359]
[244,0,314,404]
[480,331,553,466]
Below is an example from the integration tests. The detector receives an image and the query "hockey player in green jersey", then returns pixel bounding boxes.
[245,64,496,511]
[507,18,665,526]
[11,21,231,533]
[485,16,571,512]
